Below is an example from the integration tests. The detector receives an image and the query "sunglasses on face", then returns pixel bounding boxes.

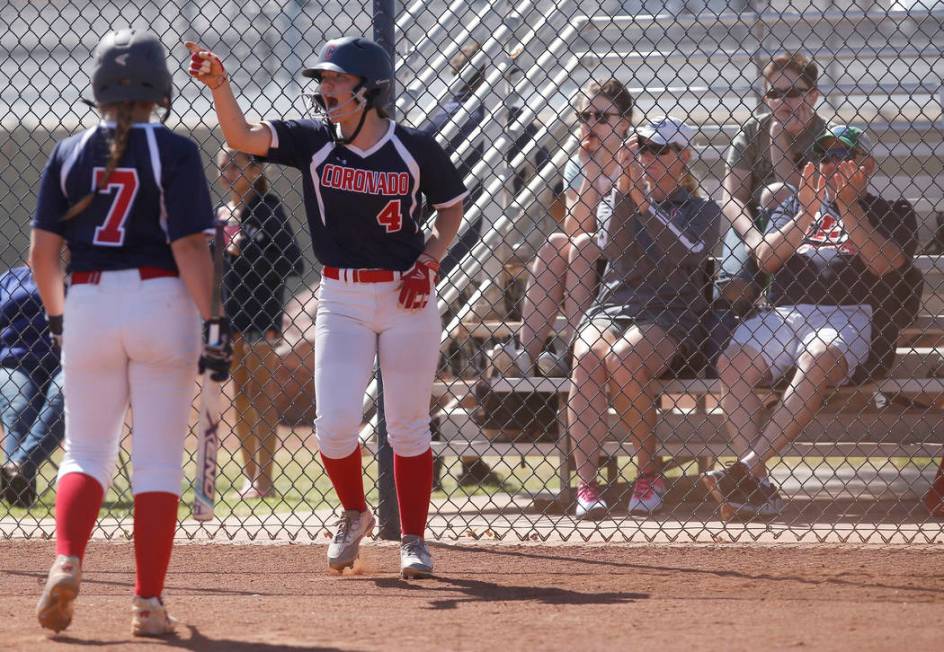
[817,147,858,163]
[764,86,812,100]
[576,110,621,124]
[637,142,680,156]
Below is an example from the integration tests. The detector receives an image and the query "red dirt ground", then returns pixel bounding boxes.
[1,540,942,651]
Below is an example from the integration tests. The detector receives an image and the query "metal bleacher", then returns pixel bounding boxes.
[416,3,944,505]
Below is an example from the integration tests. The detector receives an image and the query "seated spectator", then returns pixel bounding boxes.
[489,79,634,378]
[0,264,65,508]
[705,126,920,519]
[217,147,303,499]
[715,53,828,315]
[568,117,721,519]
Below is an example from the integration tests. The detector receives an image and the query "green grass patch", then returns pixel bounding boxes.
[3,448,935,525]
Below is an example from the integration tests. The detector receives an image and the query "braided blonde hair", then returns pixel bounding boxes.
[63,102,135,220]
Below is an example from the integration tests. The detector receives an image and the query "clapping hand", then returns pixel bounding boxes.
[831,159,869,207]
[576,132,606,183]
[797,162,826,217]
[616,136,649,213]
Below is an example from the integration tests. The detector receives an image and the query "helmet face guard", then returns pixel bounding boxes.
[302,78,369,122]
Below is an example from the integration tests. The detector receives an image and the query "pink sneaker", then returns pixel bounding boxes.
[575,483,608,520]
[628,474,667,515]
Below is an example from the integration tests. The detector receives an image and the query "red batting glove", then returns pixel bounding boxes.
[184,41,228,89]
[398,254,440,311]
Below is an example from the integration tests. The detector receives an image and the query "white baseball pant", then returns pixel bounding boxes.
[58,271,201,495]
[314,276,441,459]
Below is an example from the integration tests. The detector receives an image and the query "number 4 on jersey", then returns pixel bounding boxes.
[92,167,139,246]
[376,199,402,233]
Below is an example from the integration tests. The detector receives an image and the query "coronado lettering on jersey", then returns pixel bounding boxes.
[320,164,410,196]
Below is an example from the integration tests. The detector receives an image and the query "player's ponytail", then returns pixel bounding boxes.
[63,102,134,220]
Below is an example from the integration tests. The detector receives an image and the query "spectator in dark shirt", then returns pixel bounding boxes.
[705,126,921,519]
[418,41,486,277]
[0,264,65,507]
[217,148,303,499]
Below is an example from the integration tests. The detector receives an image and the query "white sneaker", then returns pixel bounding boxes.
[628,474,667,515]
[487,341,533,378]
[574,483,608,520]
[131,595,176,637]
[36,554,81,633]
[537,350,571,377]
[400,534,434,579]
[327,508,375,571]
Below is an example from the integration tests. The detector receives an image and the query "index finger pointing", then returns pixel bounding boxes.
[184,41,202,54]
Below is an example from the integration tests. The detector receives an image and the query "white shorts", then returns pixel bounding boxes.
[729,304,873,385]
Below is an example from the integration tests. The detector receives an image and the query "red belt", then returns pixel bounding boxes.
[323,267,399,283]
[71,267,179,285]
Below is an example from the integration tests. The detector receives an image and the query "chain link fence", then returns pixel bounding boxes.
[1,0,943,543]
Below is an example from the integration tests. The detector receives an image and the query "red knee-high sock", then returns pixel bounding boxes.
[321,447,367,513]
[394,449,433,538]
[133,492,179,598]
[55,472,105,561]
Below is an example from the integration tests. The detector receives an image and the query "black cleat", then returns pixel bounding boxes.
[702,462,783,520]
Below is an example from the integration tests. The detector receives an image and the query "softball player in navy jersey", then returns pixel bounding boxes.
[188,35,466,578]
[31,30,229,635]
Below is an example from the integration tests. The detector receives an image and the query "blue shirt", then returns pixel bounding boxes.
[0,266,56,369]
[32,122,215,272]
[418,95,485,179]
[263,119,467,271]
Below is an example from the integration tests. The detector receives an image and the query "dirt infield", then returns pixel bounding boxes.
[1,541,943,651]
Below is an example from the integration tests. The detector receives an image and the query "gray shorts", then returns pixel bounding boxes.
[729,304,873,385]
[578,307,702,371]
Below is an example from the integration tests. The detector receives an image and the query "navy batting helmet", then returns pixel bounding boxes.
[302,36,394,109]
[91,29,173,106]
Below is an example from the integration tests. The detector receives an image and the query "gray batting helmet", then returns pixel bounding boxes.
[302,36,394,108]
[91,29,173,106]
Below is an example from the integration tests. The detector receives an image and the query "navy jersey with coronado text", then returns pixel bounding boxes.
[32,122,215,272]
[262,119,467,270]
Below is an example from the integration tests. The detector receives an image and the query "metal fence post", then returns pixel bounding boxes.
[373,0,400,541]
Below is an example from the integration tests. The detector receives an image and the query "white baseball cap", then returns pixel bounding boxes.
[636,116,695,148]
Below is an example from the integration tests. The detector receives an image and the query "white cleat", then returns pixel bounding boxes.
[400,534,434,579]
[327,509,375,571]
[486,341,533,378]
[131,595,176,637]
[36,555,81,633]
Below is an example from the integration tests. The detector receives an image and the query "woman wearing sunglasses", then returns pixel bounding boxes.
[568,116,721,519]
[488,79,634,378]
